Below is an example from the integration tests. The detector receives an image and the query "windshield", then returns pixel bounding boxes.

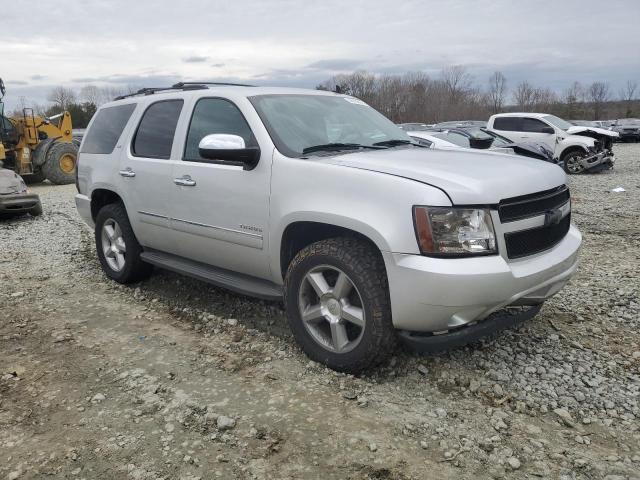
[431,131,470,147]
[249,94,412,157]
[482,129,512,146]
[543,115,573,131]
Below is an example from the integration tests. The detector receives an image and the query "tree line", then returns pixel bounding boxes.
[7,67,639,127]
[317,67,639,124]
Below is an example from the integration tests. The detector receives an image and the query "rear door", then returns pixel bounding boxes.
[491,116,524,142]
[167,96,272,279]
[119,99,184,252]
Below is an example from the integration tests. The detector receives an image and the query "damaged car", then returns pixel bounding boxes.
[487,113,618,174]
[409,127,555,163]
[0,168,42,217]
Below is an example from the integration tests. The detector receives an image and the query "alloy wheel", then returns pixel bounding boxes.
[298,265,366,353]
[101,219,126,272]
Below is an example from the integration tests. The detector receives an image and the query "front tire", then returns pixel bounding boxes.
[95,203,152,283]
[42,142,78,185]
[284,237,396,373]
[562,149,586,174]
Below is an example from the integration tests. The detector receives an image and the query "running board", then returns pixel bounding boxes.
[140,249,283,301]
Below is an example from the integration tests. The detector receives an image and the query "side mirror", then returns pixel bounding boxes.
[198,134,260,170]
[541,126,555,134]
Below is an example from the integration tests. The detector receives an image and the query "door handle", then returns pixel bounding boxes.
[174,175,196,187]
[119,168,136,177]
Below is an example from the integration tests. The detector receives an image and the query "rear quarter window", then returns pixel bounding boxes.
[81,103,136,154]
[493,117,521,132]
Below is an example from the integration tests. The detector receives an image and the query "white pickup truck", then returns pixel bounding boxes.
[487,112,618,173]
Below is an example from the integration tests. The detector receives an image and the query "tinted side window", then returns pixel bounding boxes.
[184,98,257,161]
[521,118,549,133]
[81,104,136,154]
[133,100,183,159]
[493,117,521,132]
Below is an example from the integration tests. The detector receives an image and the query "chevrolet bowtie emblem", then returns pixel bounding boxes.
[544,208,563,226]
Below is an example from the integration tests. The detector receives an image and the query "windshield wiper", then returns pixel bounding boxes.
[302,143,385,154]
[372,139,427,148]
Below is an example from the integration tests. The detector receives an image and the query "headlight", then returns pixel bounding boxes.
[18,180,28,193]
[413,206,497,256]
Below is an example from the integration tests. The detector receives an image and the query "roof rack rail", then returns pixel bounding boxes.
[172,81,255,88]
[113,84,208,101]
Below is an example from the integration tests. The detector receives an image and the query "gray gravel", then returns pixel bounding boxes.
[1,143,639,479]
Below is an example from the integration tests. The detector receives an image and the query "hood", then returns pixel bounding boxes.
[321,147,566,205]
[566,125,619,138]
[499,142,554,161]
[0,168,24,195]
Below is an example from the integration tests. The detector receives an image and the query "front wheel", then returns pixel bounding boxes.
[42,142,78,185]
[95,203,152,283]
[562,149,586,174]
[284,237,396,373]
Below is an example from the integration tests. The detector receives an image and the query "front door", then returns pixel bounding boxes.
[119,99,184,253]
[168,97,272,280]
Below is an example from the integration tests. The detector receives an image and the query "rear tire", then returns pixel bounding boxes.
[42,142,78,185]
[95,202,153,283]
[284,237,396,373]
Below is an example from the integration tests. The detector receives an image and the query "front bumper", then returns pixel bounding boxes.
[579,150,614,170]
[383,224,581,332]
[0,193,41,214]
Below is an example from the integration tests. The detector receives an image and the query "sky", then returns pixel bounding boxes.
[1,0,639,110]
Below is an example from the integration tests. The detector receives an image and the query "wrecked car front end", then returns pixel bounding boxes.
[565,126,618,172]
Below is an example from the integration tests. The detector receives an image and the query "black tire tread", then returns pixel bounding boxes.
[284,237,396,373]
[42,142,78,185]
[95,202,152,283]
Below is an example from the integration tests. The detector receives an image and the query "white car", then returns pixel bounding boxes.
[75,84,581,372]
[487,113,618,174]
[407,131,461,149]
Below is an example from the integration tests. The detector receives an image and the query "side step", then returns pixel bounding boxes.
[140,249,283,301]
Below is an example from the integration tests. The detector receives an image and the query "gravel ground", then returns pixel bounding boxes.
[1,144,639,479]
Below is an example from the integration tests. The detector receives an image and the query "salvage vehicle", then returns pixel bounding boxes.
[0,168,42,217]
[398,122,433,131]
[409,127,555,162]
[610,118,640,142]
[76,83,582,372]
[487,113,618,174]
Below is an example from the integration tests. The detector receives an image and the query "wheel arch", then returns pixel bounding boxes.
[276,217,389,283]
[90,188,125,221]
[559,144,589,160]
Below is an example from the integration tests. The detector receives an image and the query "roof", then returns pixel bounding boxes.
[106,85,343,108]
[491,112,551,118]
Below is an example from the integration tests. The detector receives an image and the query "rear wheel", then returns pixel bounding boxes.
[95,203,153,283]
[42,142,78,185]
[284,237,396,373]
[562,149,586,174]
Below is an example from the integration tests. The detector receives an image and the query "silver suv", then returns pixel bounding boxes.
[75,83,582,372]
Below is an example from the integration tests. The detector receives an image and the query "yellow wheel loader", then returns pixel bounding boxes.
[0,77,78,185]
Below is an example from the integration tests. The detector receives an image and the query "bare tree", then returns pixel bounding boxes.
[487,71,507,114]
[587,81,610,119]
[441,65,473,104]
[619,80,637,117]
[513,81,536,110]
[80,85,101,106]
[47,86,76,111]
[564,81,584,118]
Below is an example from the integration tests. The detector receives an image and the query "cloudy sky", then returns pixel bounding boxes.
[1,0,639,109]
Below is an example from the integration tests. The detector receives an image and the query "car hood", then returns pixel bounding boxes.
[321,148,566,204]
[0,168,23,195]
[566,125,619,138]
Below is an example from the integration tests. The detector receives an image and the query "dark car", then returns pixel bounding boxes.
[0,168,42,217]
[421,126,556,163]
[610,119,640,142]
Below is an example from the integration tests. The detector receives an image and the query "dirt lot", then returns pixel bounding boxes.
[1,144,639,480]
